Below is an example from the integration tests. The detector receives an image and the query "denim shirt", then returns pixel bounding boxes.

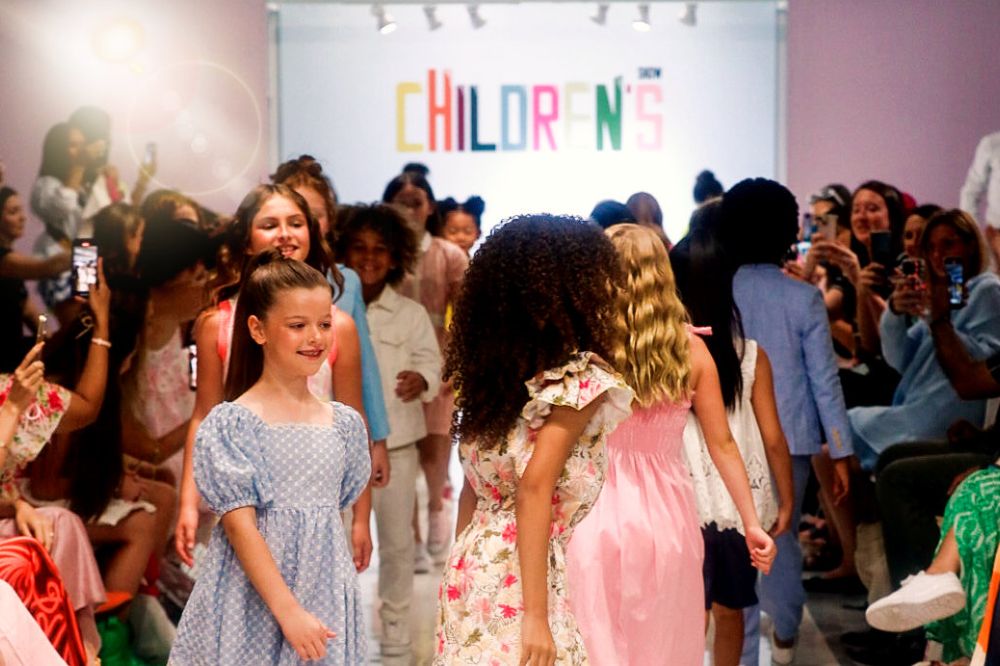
[849,271,1000,469]
[733,264,853,459]
[332,265,390,441]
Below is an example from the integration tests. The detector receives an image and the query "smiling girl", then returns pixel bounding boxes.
[174,185,373,572]
[170,251,371,665]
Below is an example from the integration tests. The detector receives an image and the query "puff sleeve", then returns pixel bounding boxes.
[335,403,372,510]
[520,352,633,437]
[193,404,274,515]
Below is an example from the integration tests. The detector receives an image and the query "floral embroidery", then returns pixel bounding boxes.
[0,376,71,501]
[434,353,633,665]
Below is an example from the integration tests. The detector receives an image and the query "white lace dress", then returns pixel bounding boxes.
[681,339,778,533]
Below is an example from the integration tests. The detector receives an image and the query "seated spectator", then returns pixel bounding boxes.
[0,186,70,372]
[903,204,944,259]
[0,575,75,665]
[1,339,109,665]
[867,462,1000,666]
[850,209,1000,471]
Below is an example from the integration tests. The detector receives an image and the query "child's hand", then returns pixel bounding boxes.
[8,343,45,411]
[278,605,336,661]
[395,370,428,402]
[520,613,556,665]
[745,525,776,575]
[770,503,793,538]
[351,520,372,573]
[370,442,390,488]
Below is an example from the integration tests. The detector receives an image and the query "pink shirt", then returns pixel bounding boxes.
[400,235,468,348]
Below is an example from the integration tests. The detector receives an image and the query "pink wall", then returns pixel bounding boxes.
[0,0,268,253]
[787,0,1000,210]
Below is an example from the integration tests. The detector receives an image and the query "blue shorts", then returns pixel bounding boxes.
[702,523,759,610]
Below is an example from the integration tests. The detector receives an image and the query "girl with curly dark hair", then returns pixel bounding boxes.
[435,214,634,665]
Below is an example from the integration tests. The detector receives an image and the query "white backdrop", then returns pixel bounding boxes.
[277,1,779,243]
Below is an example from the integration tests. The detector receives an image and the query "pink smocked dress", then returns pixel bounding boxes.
[567,394,706,665]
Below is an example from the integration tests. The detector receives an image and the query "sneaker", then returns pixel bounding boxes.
[865,571,965,633]
[380,619,411,658]
[427,508,451,562]
[414,543,431,574]
[770,632,795,665]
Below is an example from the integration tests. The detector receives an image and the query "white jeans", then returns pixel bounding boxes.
[373,443,419,655]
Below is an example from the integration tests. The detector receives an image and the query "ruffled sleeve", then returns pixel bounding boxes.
[520,352,633,435]
[193,403,274,515]
[333,403,372,510]
[0,378,70,501]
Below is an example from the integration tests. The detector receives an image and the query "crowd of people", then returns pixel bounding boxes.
[0,105,999,666]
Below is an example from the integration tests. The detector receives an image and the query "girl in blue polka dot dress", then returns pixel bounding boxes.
[170,249,371,665]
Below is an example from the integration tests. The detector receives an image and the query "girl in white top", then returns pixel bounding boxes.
[671,206,795,666]
[338,203,442,661]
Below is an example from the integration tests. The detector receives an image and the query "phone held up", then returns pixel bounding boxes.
[72,239,99,297]
[36,314,48,345]
[944,257,967,309]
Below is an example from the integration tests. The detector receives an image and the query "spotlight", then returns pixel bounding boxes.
[423,5,443,30]
[92,17,144,63]
[372,5,397,34]
[467,4,486,29]
[678,2,697,26]
[590,3,609,25]
[632,4,651,32]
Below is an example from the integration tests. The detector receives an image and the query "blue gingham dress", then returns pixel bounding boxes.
[170,401,371,665]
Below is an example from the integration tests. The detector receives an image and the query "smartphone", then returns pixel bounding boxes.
[72,239,99,296]
[944,257,967,309]
[35,314,48,344]
[815,214,838,241]
[801,212,815,240]
[899,257,926,289]
[187,343,198,391]
[144,142,157,168]
[870,230,894,267]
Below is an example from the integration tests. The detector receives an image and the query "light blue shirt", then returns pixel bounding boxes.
[332,265,390,442]
[849,271,1000,469]
[733,264,853,459]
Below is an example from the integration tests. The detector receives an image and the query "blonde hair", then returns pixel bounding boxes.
[606,224,691,407]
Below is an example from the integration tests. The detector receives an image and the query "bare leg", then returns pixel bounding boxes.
[417,434,451,513]
[712,603,745,666]
[812,451,857,578]
[926,528,960,576]
[87,510,158,595]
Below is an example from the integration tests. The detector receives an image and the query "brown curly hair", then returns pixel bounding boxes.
[445,214,622,448]
[335,203,418,286]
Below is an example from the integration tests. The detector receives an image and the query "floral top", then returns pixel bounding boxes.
[435,353,633,665]
[0,376,71,501]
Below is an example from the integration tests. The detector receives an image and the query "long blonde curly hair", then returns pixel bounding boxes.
[606,224,691,407]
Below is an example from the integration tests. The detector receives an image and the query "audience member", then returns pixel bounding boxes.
[626,191,671,247]
[587,199,636,229]
[961,130,1000,228]
[694,170,724,205]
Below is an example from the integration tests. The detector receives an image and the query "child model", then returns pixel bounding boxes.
[338,204,442,662]
[175,184,372,571]
[672,206,795,666]
[567,224,776,666]
[170,251,371,665]
[438,196,484,255]
[435,215,633,664]
[383,171,468,564]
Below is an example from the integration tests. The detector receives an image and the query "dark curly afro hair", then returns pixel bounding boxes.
[335,203,419,286]
[445,214,622,448]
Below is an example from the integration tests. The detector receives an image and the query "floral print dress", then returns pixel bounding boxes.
[0,376,70,501]
[435,353,633,665]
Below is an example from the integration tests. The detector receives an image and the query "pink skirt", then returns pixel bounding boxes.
[567,444,705,665]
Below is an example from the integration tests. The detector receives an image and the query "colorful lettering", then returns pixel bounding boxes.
[470,86,496,152]
[635,84,663,150]
[532,85,558,151]
[396,82,423,152]
[596,77,622,151]
[428,69,453,152]
[500,85,527,151]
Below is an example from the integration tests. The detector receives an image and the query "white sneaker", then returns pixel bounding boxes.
[380,619,411,658]
[865,571,966,633]
[414,543,431,574]
[770,632,795,665]
[427,508,451,562]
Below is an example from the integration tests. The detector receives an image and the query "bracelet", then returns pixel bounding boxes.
[91,337,112,349]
